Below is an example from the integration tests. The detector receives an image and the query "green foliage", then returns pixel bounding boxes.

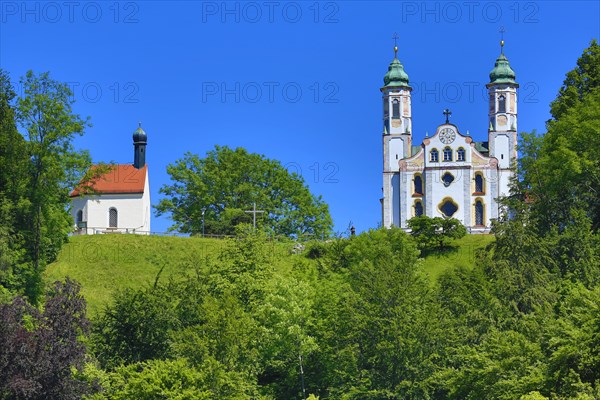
[0,70,92,303]
[519,40,600,232]
[407,215,467,252]
[550,39,600,120]
[155,145,332,238]
[440,330,546,399]
[0,69,29,299]
[39,40,600,399]
[92,285,179,369]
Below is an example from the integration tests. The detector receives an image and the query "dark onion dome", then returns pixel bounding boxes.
[133,122,147,142]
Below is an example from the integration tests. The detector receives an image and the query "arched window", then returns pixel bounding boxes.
[457,147,466,161]
[415,201,424,217]
[475,200,484,226]
[392,99,400,119]
[474,173,484,193]
[76,210,83,225]
[443,147,453,162]
[109,208,118,228]
[414,174,423,195]
[430,148,439,162]
[498,94,506,113]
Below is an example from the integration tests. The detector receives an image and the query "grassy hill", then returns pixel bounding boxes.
[45,233,494,316]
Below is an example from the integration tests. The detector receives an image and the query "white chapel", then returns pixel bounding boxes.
[70,124,151,234]
[381,39,518,233]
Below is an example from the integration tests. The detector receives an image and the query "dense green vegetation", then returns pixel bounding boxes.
[0,70,91,304]
[44,232,488,315]
[1,39,599,399]
[44,234,293,316]
[155,145,333,238]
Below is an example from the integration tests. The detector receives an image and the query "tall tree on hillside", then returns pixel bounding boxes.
[550,39,600,120]
[16,71,92,303]
[516,40,600,232]
[0,70,28,300]
[156,146,333,238]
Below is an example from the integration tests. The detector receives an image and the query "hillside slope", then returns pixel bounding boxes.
[45,233,494,316]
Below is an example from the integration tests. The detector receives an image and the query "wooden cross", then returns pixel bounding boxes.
[443,109,452,124]
[245,202,264,229]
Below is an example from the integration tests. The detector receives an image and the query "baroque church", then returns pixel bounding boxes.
[70,124,151,235]
[381,38,518,233]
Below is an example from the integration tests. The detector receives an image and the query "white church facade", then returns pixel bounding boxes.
[70,124,151,235]
[381,40,518,233]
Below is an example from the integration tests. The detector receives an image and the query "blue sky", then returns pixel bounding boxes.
[1,1,599,234]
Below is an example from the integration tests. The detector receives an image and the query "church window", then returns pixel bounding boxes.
[414,174,423,195]
[457,147,466,161]
[498,95,506,113]
[415,201,424,217]
[443,147,453,162]
[109,208,118,228]
[442,172,454,187]
[475,200,484,226]
[76,210,83,225]
[392,99,400,119]
[439,198,458,218]
[474,173,484,194]
[430,149,439,162]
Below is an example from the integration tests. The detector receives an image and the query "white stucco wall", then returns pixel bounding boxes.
[70,169,151,235]
[389,125,502,232]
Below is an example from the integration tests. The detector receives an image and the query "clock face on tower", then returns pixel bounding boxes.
[439,128,456,144]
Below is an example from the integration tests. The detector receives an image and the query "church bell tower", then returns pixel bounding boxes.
[133,122,147,169]
[381,35,412,228]
[487,35,518,170]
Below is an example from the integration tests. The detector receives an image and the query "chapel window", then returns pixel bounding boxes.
[109,208,118,228]
[457,147,466,161]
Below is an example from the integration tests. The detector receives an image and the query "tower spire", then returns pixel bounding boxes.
[133,122,147,169]
[392,32,399,58]
[499,26,505,54]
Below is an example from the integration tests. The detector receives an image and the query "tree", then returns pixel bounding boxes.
[407,216,466,251]
[15,71,91,303]
[0,279,95,399]
[514,40,600,232]
[550,39,600,120]
[0,69,29,300]
[156,146,332,238]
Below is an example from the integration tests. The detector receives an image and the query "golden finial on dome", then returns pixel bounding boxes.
[392,32,399,57]
[499,26,505,53]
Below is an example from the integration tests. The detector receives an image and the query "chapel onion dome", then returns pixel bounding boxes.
[489,40,517,85]
[383,46,410,88]
[133,122,147,143]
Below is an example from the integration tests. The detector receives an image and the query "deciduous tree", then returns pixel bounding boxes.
[156,146,332,239]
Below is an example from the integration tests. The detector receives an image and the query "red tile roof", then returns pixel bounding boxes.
[70,164,147,197]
